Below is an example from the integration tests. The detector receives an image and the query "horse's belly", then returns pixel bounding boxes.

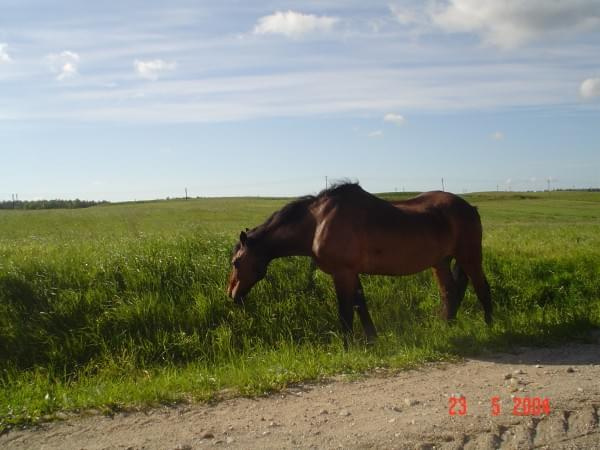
[361,256,433,276]
[360,240,450,276]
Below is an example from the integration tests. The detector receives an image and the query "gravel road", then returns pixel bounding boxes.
[2,342,599,449]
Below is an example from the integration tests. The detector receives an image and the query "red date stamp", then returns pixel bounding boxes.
[511,396,551,416]
[449,396,551,416]
[448,395,467,416]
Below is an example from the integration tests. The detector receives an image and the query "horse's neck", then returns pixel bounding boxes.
[262,216,315,260]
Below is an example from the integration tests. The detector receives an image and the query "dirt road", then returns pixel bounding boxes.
[2,342,599,449]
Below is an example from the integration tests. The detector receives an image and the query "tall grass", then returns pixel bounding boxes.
[1,192,599,431]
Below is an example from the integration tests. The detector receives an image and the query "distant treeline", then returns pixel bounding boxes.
[0,199,109,210]
[556,188,600,192]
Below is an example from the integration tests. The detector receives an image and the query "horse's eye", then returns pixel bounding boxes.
[233,260,240,269]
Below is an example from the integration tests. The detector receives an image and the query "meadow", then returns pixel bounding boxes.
[1,191,599,431]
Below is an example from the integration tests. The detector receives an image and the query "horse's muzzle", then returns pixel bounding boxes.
[227,282,246,306]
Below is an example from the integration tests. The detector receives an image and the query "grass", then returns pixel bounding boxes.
[1,191,599,432]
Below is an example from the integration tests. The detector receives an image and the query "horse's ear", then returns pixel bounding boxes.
[240,231,248,245]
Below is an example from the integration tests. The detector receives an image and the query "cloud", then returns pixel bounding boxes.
[368,130,384,138]
[430,0,600,49]
[134,59,176,80]
[491,131,504,140]
[58,62,78,80]
[48,63,579,123]
[580,77,600,99]
[0,43,12,63]
[384,113,406,126]
[46,51,80,80]
[389,4,427,27]
[253,10,339,38]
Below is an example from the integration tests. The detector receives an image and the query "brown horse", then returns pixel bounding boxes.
[227,183,492,346]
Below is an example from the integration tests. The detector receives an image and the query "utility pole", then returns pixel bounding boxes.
[185,187,188,200]
[325,176,328,190]
[441,178,445,192]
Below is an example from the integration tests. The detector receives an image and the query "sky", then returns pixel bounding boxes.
[1,0,599,201]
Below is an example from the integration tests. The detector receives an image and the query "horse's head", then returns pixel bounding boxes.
[227,230,268,305]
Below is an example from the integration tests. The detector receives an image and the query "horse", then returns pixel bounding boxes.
[227,183,492,346]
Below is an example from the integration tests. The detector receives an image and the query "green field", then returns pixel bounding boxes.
[1,191,600,431]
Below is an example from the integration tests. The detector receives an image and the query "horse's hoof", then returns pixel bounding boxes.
[445,316,458,326]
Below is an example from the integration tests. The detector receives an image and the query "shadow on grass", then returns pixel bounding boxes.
[444,314,600,366]
[474,338,600,366]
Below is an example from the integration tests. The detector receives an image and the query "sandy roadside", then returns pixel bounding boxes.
[2,342,599,450]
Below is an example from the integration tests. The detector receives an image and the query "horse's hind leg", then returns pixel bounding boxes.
[354,277,377,344]
[432,258,460,322]
[452,262,469,310]
[462,263,493,325]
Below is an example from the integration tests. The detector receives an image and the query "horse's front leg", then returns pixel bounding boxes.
[305,258,318,291]
[355,277,377,344]
[332,271,357,349]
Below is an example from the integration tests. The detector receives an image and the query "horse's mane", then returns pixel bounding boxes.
[317,181,362,198]
[240,182,363,247]
[262,182,363,231]
[247,195,315,242]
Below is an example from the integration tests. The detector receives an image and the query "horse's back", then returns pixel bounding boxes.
[393,191,480,230]
[310,187,482,275]
[401,191,484,264]
[392,191,475,215]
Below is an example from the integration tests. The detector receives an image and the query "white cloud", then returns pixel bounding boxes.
[253,10,339,38]
[491,131,504,140]
[384,113,406,126]
[46,64,579,123]
[46,51,80,80]
[430,0,600,49]
[58,62,78,80]
[389,4,426,27]
[0,43,12,63]
[580,77,600,99]
[368,130,384,138]
[134,59,176,80]
[367,18,386,33]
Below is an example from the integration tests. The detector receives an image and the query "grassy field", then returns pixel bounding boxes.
[1,191,599,431]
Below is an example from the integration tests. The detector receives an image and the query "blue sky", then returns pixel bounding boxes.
[1,0,599,201]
